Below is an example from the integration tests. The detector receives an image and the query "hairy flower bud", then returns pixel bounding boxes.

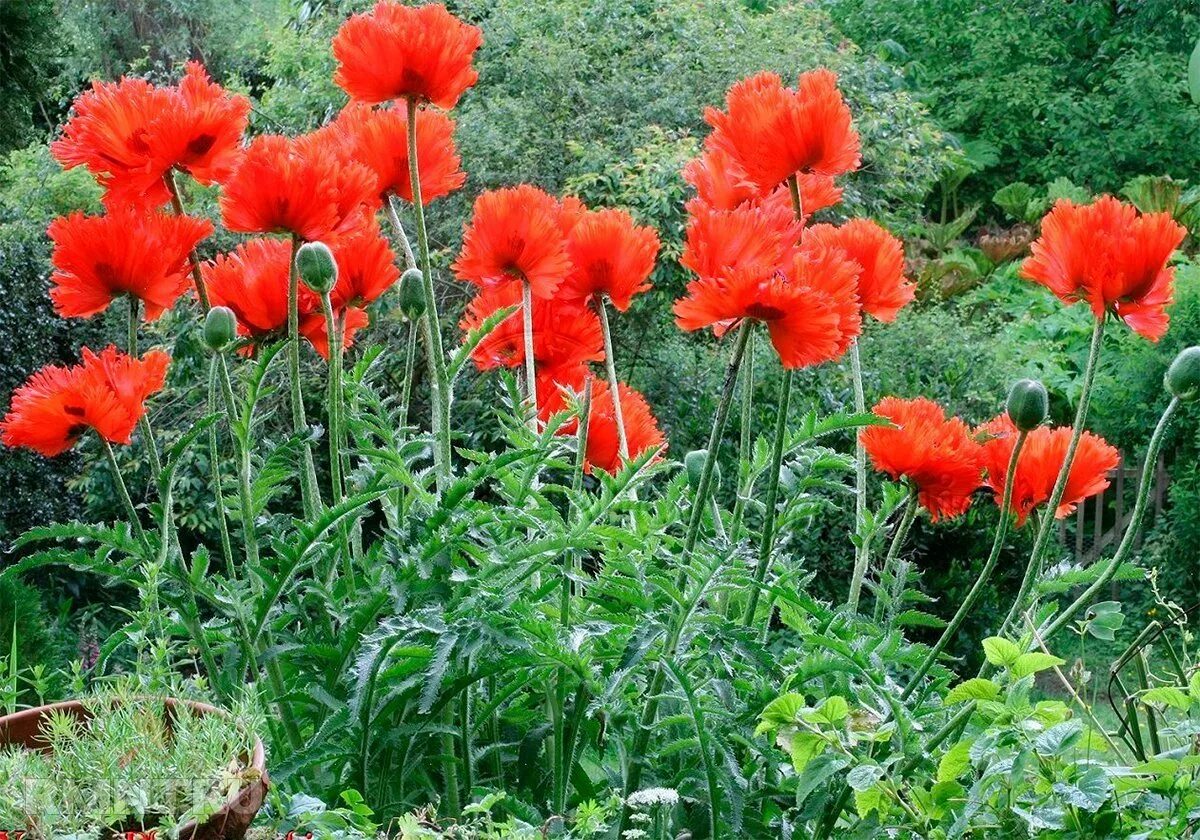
[1006,378,1049,431]
[203,305,237,351]
[398,267,426,320]
[295,241,338,295]
[684,449,720,492]
[1165,346,1200,402]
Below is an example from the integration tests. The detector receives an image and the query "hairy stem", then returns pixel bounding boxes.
[207,359,234,569]
[874,486,919,625]
[595,297,629,461]
[730,329,755,542]
[217,354,260,569]
[845,339,871,612]
[287,235,321,516]
[164,168,210,311]
[902,430,1029,699]
[521,279,538,430]
[103,438,149,552]
[742,367,793,627]
[128,297,162,478]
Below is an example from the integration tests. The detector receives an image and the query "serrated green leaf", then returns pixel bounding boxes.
[1141,686,1191,711]
[847,763,884,792]
[937,739,973,782]
[946,678,1001,705]
[757,693,805,735]
[1011,651,1063,678]
[982,636,1021,667]
[802,695,848,726]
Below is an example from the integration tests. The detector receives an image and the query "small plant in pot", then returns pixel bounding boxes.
[0,681,267,840]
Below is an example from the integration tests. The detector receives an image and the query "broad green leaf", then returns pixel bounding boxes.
[946,678,1001,705]
[757,693,805,735]
[1141,686,1191,711]
[1011,652,1064,678]
[847,763,884,792]
[1034,720,1082,756]
[1084,600,1124,641]
[982,636,1021,667]
[938,739,973,782]
[1190,670,1200,701]
[789,732,827,773]
[795,754,848,810]
[853,783,886,818]
[803,695,849,726]
[1052,767,1111,812]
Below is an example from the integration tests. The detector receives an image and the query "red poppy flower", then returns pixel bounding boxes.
[48,207,213,320]
[460,281,603,372]
[581,380,665,475]
[204,238,318,341]
[333,1,483,108]
[557,208,659,311]
[683,146,843,220]
[300,307,371,360]
[674,240,861,369]
[680,202,800,282]
[1021,196,1186,341]
[219,134,378,243]
[325,103,465,204]
[329,219,402,309]
[2,346,169,456]
[536,363,591,431]
[704,69,861,194]
[861,396,984,521]
[453,185,573,299]
[51,64,249,208]
[804,219,914,322]
[978,415,1120,526]
[557,196,589,237]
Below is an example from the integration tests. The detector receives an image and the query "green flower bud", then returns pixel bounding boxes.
[398,267,426,320]
[684,449,721,492]
[1165,346,1200,402]
[295,241,337,295]
[1006,378,1049,431]
[203,306,237,352]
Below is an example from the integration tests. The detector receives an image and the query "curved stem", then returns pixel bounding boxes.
[405,97,452,490]
[287,235,320,516]
[730,329,755,543]
[164,169,210,311]
[127,297,162,478]
[103,438,149,552]
[874,486,919,624]
[1040,398,1180,643]
[521,279,538,430]
[207,359,234,569]
[399,319,419,431]
[216,354,259,569]
[321,294,345,507]
[902,430,1029,699]
[742,367,793,627]
[595,297,628,461]
[845,339,871,612]
[1007,317,1105,628]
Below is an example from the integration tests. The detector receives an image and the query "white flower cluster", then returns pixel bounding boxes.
[625,786,680,808]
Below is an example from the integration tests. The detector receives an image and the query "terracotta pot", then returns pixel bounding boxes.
[0,698,268,840]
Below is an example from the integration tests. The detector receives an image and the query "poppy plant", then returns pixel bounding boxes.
[51,63,249,209]
[805,219,914,322]
[678,202,801,283]
[703,69,861,194]
[323,103,466,205]
[332,1,483,109]
[581,380,665,475]
[204,238,318,344]
[2,346,169,457]
[460,282,604,373]
[453,185,574,299]
[300,307,371,360]
[683,146,843,220]
[1021,196,1186,341]
[978,415,1119,526]
[328,218,403,310]
[219,134,377,243]
[48,207,213,320]
[558,208,660,312]
[861,397,984,521]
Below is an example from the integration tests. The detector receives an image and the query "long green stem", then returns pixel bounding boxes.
[595,298,628,461]
[874,486,919,624]
[902,430,1029,699]
[405,97,452,490]
[1004,317,1105,630]
[730,329,755,543]
[845,339,871,612]
[1040,398,1180,643]
[217,354,259,568]
[207,359,234,569]
[127,297,162,478]
[164,168,210,311]
[521,279,538,430]
[287,235,321,516]
[742,367,793,627]
[399,319,419,430]
[103,438,149,552]
[321,294,345,506]
[442,703,461,816]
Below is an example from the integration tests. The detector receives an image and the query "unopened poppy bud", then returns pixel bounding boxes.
[399,267,426,319]
[1006,378,1048,431]
[684,449,720,492]
[1165,346,1200,402]
[296,241,337,295]
[203,306,237,351]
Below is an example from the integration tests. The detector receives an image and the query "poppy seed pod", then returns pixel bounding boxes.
[398,268,426,320]
[1165,346,1200,402]
[295,241,338,295]
[203,305,237,351]
[684,449,720,492]
[1006,379,1049,431]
